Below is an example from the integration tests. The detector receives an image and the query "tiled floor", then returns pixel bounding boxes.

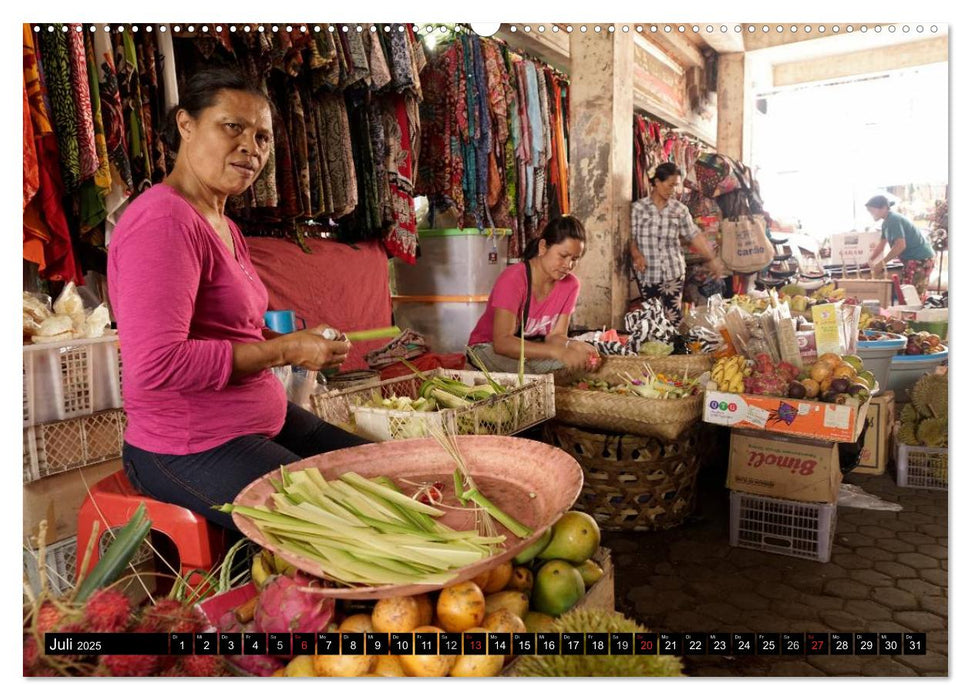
[601,434,948,677]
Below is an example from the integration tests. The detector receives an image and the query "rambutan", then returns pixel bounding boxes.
[83,589,132,633]
[23,636,39,674]
[101,653,161,677]
[34,601,64,636]
[140,599,203,633]
[181,654,226,677]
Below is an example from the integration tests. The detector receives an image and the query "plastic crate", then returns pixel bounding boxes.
[23,409,127,484]
[23,335,123,427]
[23,534,153,598]
[729,491,838,563]
[895,444,948,490]
[310,368,554,441]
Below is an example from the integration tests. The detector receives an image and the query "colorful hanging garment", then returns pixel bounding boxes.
[315,90,358,219]
[112,28,152,192]
[366,28,392,91]
[382,95,419,263]
[37,25,82,194]
[67,24,98,181]
[23,26,81,283]
[78,29,112,238]
[23,81,39,210]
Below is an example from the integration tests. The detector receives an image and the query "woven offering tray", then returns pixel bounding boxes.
[231,435,583,599]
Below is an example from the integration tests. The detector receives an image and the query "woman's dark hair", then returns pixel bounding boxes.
[866,195,892,209]
[650,162,682,184]
[162,67,273,152]
[522,215,587,260]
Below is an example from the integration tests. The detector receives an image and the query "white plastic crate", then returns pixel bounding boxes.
[311,368,554,441]
[729,491,838,563]
[896,444,948,490]
[24,534,153,599]
[22,409,127,484]
[23,536,78,598]
[23,334,123,427]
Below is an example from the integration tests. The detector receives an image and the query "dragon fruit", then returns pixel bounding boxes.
[229,652,285,677]
[254,571,335,634]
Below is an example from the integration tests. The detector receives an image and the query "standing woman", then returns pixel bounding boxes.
[865,195,936,296]
[630,162,725,326]
[107,68,368,532]
[467,215,599,373]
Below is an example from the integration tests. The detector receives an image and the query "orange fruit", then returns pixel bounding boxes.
[818,353,842,369]
[832,363,857,380]
[801,378,821,399]
[809,362,832,383]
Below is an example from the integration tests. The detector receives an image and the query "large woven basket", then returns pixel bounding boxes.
[557,353,712,386]
[544,422,702,531]
[553,385,704,441]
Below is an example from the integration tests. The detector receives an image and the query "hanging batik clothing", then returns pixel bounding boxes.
[287,84,312,216]
[79,30,112,238]
[93,28,134,238]
[37,25,83,194]
[24,81,40,210]
[134,29,167,182]
[481,39,513,231]
[366,29,391,91]
[382,94,419,263]
[316,91,357,219]
[112,28,152,192]
[67,24,98,181]
[416,39,465,219]
[23,26,81,283]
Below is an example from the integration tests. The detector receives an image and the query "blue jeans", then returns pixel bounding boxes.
[122,402,370,532]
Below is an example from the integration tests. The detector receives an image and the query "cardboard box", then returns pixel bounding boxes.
[727,429,842,503]
[829,231,883,267]
[834,278,894,308]
[855,392,895,475]
[23,458,122,548]
[704,389,870,443]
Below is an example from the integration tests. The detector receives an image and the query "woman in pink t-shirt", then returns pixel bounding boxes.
[468,216,599,373]
[108,69,368,532]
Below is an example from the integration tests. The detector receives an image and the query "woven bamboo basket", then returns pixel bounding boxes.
[553,385,703,441]
[544,422,702,531]
[557,353,713,386]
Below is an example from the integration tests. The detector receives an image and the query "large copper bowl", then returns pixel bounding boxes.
[232,435,583,599]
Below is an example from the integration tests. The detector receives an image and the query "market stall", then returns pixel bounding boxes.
[23,20,949,681]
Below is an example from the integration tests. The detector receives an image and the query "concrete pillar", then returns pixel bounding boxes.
[717,52,745,160]
[568,31,634,330]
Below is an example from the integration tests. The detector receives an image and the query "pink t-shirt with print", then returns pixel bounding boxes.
[468,262,581,346]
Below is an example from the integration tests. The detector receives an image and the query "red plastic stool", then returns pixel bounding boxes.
[76,471,228,584]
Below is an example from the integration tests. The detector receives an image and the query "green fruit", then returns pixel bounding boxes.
[857,370,876,391]
[513,528,553,565]
[575,559,605,588]
[531,560,585,617]
[513,608,684,677]
[538,511,601,564]
[842,354,865,373]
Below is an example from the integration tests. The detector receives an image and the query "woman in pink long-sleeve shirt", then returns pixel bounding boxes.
[108,68,367,532]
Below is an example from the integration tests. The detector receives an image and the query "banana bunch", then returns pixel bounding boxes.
[250,548,297,589]
[711,355,751,393]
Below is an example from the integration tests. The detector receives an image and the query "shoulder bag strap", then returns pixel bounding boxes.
[516,260,533,338]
